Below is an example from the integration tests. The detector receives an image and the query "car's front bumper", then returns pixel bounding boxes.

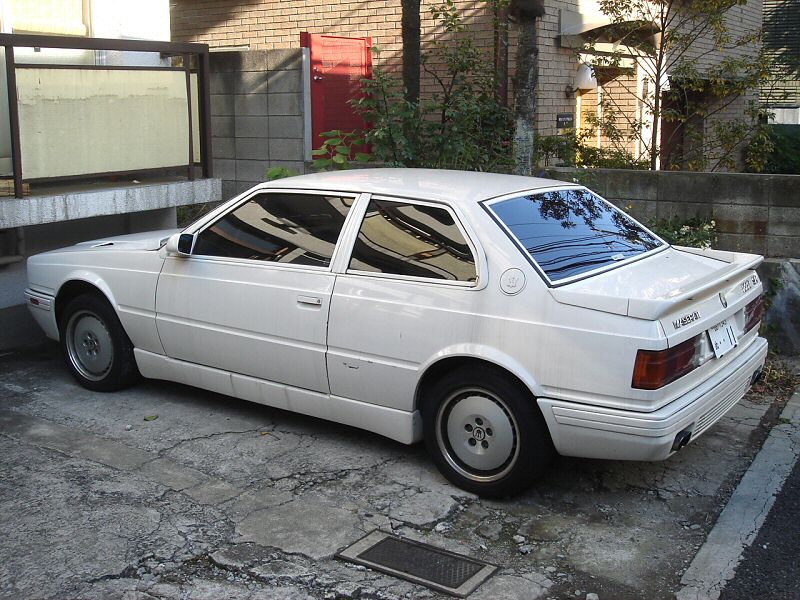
[537,336,768,461]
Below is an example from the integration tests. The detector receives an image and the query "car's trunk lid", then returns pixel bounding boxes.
[550,246,763,345]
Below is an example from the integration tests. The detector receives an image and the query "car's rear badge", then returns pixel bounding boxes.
[673,310,701,330]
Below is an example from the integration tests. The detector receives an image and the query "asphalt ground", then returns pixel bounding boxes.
[0,344,794,600]
[719,456,800,600]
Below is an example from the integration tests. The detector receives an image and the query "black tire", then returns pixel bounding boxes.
[422,365,554,498]
[58,293,140,392]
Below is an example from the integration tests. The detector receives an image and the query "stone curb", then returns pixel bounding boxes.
[675,389,800,600]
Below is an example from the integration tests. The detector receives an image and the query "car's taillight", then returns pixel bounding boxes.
[632,335,703,390]
[743,294,764,334]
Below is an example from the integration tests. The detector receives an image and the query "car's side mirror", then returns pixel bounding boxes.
[165,232,195,257]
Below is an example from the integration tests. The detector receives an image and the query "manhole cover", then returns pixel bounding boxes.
[337,530,498,597]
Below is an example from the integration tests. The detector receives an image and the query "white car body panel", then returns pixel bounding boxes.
[156,254,334,394]
[25,169,767,463]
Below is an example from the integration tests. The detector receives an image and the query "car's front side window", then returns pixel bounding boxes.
[348,199,477,282]
[193,192,353,268]
[489,188,663,283]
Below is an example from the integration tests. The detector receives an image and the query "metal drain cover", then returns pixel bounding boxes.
[337,530,498,597]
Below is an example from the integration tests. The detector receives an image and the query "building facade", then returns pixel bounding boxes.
[171,0,763,171]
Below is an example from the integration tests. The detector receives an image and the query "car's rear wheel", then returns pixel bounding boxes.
[59,293,140,392]
[423,366,553,498]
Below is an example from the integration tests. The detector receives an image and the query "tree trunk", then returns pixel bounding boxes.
[401,0,421,103]
[513,16,539,176]
[493,5,509,106]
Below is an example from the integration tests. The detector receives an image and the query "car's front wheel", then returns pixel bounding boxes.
[423,366,553,498]
[59,293,140,392]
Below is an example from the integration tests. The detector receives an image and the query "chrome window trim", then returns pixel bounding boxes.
[482,184,668,288]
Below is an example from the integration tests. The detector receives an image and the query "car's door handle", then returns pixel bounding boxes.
[297,295,322,306]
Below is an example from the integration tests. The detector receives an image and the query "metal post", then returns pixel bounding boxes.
[5,45,23,198]
[197,49,212,178]
[183,53,194,181]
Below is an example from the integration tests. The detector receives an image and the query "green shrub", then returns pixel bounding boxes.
[647,217,717,249]
[266,166,299,180]
[750,125,800,174]
[535,132,649,170]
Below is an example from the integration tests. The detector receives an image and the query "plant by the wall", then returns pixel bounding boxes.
[311,130,371,171]
[647,217,717,249]
[266,166,299,180]
[348,2,514,172]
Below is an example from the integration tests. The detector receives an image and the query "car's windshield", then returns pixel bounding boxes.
[489,188,664,283]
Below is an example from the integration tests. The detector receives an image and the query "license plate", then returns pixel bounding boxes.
[707,319,738,358]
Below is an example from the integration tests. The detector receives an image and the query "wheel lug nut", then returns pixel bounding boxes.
[468,438,477,446]
[486,428,493,436]
[464,424,473,432]
[481,440,489,449]
[475,418,483,426]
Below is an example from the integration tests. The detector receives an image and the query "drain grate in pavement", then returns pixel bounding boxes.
[337,530,498,597]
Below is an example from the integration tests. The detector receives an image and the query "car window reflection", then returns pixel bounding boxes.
[492,189,662,282]
[349,200,477,282]
[193,193,353,267]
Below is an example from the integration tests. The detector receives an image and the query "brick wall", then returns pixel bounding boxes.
[681,0,762,72]
[209,50,306,200]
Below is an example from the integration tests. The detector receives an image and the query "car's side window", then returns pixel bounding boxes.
[348,198,477,282]
[193,192,353,268]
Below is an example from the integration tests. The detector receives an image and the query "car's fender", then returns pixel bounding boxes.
[55,269,119,314]
[415,343,544,410]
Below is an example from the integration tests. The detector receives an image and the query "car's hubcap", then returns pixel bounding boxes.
[66,311,113,381]
[437,389,518,482]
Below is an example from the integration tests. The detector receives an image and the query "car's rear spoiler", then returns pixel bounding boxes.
[549,247,763,321]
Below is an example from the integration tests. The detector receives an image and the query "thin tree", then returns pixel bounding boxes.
[588,0,768,171]
[401,0,421,103]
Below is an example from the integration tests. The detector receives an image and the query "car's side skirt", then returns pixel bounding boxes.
[133,349,423,445]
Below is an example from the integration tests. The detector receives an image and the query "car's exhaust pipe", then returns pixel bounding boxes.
[751,368,764,385]
[671,429,693,452]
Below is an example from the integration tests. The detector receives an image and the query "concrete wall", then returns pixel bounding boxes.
[546,168,800,258]
[210,50,306,201]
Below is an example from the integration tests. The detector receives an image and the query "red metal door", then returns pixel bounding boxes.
[301,33,372,151]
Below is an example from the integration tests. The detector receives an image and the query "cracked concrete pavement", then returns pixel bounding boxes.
[0,345,787,599]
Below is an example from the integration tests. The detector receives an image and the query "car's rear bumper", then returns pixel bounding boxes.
[24,289,59,340]
[538,336,768,461]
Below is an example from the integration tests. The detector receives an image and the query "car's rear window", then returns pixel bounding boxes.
[489,188,663,283]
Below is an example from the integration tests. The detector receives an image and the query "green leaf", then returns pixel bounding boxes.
[332,153,347,164]
[311,148,329,156]
[355,152,372,162]
[313,158,333,168]
[143,415,159,421]
[325,138,343,146]
[335,145,350,155]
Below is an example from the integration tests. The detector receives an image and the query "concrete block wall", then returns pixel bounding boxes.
[546,167,800,258]
[209,50,306,200]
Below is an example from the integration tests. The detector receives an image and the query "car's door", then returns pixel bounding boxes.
[327,196,483,411]
[155,189,356,394]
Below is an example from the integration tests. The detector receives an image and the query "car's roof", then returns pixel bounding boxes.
[260,168,570,205]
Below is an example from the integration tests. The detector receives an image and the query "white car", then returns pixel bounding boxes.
[25,169,767,497]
